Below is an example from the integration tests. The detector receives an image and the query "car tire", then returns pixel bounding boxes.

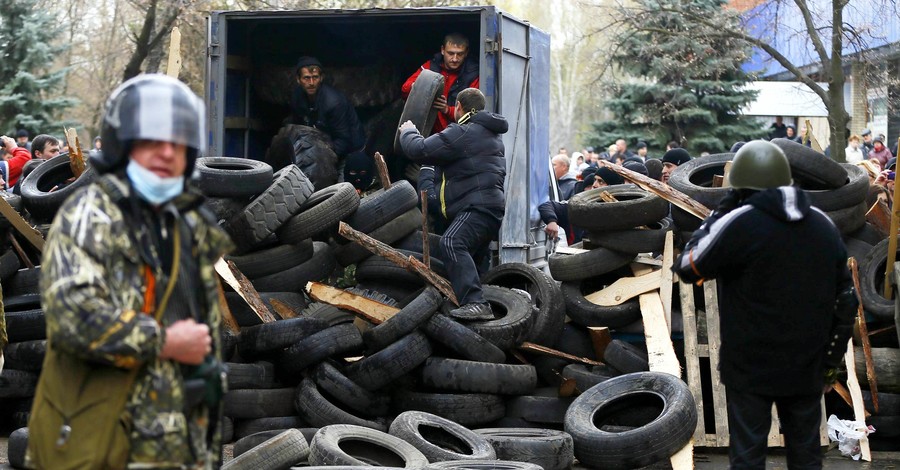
[389,410,497,462]
[195,157,273,198]
[394,69,445,155]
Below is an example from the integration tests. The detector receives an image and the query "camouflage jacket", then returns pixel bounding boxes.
[39,174,233,469]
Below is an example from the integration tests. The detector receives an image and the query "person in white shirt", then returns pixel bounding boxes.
[845,134,865,163]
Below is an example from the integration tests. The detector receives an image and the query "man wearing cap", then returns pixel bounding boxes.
[660,148,692,184]
[635,141,650,160]
[861,129,874,154]
[402,32,479,135]
[288,56,371,190]
[674,140,855,469]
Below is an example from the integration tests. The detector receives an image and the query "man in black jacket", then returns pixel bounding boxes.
[288,56,371,190]
[399,88,507,320]
[673,141,856,469]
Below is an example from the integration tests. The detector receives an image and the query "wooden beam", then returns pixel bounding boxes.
[554,246,589,255]
[584,270,661,306]
[517,342,604,366]
[338,222,458,305]
[0,197,43,251]
[217,280,240,334]
[866,199,891,239]
[598,160,710,220]
[831,382,870,418]
[269,298,300,319]
[844,340,872,461]
[680,279,706,446]
[374,152,391,190]
[64,128,86,179]
[722,161,732,188]
[165,26,182,78]
[850,257,879,412]
[704,280,730,446]
[587,327,612,361]
[660,231,675,331]
[214,258,277,323]
[7,233,34,269]
[306,281,399,325]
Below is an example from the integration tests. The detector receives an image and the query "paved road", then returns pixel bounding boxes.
[1,437,899,469]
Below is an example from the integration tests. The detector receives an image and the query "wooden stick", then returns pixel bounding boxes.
[64,128,85,178]
[884,163,900,298]
[165,26,182,78]
[844,340,872,461]
[269,298,300,319]
[7,233,34,269]
[214,258,277,323]
[338,221,458,305]
[517,342,604,366]
[849,257,879,412]
[598,160,710,220]
[0,197,43,251]
[216,280,240,334]
[374,152,391,189]
[868,324,896,337]
[421,190,430,269]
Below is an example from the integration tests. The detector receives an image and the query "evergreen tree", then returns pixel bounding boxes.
[0,0,76,136]
[589,0,764,156]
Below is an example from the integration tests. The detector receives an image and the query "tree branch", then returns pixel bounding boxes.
[793,0,831,68]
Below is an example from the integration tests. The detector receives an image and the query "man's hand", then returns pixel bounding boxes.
[399,120,418,133]
[544,221,559,240]
[0,136,16,152]
[160,319,212,365]
[433,95,448,113]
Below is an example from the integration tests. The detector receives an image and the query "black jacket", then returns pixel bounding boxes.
[557,174,577,201]
[674,187,852,396]
[400,111,507,220]
[289,83,366,158]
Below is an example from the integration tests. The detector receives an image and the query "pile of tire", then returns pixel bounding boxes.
[0,263,42,436]
[15,152,97,226]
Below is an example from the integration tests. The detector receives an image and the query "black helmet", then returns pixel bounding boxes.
[728,141,792,190]
[96,74,206,174]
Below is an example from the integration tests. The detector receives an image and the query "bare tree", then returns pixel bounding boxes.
[122,0,187,81]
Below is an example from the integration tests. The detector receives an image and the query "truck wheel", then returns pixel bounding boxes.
[21,153,97,222]
[226,240,314,279]
[473,428,574,470]
[461,286,534,351]
[221,428,309,470]
[392,390,506,427]
[362,287,442,352]
[394,69,445,155]
[805,163,867,211]
[481,262,565,347]
[421,357,537,395]
[309,424,429,468]
[564,371,697,469]
[771,138,848,188]
[277,182,360,244]
[568,185,669,232]
[196,157,273,198]
[422,314,506,364]
[389,410,497,462]
[294,376,389,431]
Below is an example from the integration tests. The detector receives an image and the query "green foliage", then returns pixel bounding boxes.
[0,0,77,136]
[589,0,765,155]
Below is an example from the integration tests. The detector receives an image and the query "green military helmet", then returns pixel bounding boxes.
[727,140,792,190]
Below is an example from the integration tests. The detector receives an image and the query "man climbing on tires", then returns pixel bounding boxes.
[399,88,506,321]
[673,141,857,469]
[288,56,372,191]
[402,32,479,134]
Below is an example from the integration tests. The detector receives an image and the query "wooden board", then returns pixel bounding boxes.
[0,197,43,251]
[166,26,182,78]
[703,280,730,447]
[680,280,706,446]
[844,340,872,461]
[214,258,276,323]
[306,281,399,324]
[587,327,612,362]
[584,270,661,306]
[518,342,604,366]
[554,246,589,255]
[660,231,675,331]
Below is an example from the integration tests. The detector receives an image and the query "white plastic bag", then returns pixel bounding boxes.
[827,414,875,460]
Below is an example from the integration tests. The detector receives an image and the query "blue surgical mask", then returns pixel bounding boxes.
[126,160,185,205]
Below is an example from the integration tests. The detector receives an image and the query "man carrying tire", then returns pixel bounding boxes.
[673,141,857,469]
[402,32,480,134]
[287,56,372,191]
[28,75,232,469]
[399,88,507,321]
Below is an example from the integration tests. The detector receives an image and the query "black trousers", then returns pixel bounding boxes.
[440,209,502,305]
[726,386,823,469]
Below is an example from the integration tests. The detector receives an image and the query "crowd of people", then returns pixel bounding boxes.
[0,129,103,192]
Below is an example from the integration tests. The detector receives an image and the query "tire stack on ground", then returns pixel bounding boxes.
[0,265,44,434]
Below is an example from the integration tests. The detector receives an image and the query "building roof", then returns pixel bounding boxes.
[742,81,828,117]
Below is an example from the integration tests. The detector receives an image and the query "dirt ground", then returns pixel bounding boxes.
[2,437,899,469]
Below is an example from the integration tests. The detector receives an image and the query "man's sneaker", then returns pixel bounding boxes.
[448,302,494,321]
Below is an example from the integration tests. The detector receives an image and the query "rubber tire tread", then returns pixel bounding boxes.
[356,250,446,285]
[2,340,46,372]
[226,240,314,279]
[345,331,433,391]
[548,247,634,282]
[860,237,900,320]
[826,202,867,235]
[346,180,418,235]
[237,317,330,357]
[20,153,98,221]
[224,388,297,419]
[603,340,650,374]
[666,153,734,209]
[561,277,642,329]
[226,361,277,390]
[589,217,673,255]
[278,182,360,244]
[505,395,575,425]
[481,262,565,347]
[425,460,542,470]
[0,369,38,398]
[196,157,273,198]
[563,371,697,470]
[277,323,364,379]
[388,410,497,462]
[8,427,29,469]
[771,138,847,188]
[422,314,506,364]
[234,416,308,440]
[362,287,441,352]
[334,208,422,267]
[294,376,389,431]
[391,390,506,427]
[394,69,445,154]
[462,286,534,350]
[0,249,22,283]
[421,357,537,395]
[226,165,315,252]
[308,424,429,468]
[805,163,867,211]
[221,428,309,470]
[5,309,46,342]
[312,360,391,416]
[473,428,574,470]
[567,185,669,231]
[250,241,335,293]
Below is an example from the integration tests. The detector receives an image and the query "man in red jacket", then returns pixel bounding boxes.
[0,135,32,189]
[402,33,480,134]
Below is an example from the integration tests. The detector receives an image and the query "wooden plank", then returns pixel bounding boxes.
[722,161,732,188]
[850,258,879,411]
[215,258,277,323]
[0,191,44,252]
[598,160,711,220]
[633,255,663,267]
[165,26,182,78]
[374,152,391,190]
[64,128,86,178]
[660,231,674,331]
[217,280,240,334]
[518,342,604,366]
[767,405,785,446]
[584,270,661,306]
[554,246,589,255]
[587,327,612,361]
[269,298,300,319]
[306,281,399,324]
[885,157,900,298]
[844,340,872,461]
[703,280,730,446]
[638,290,681,377]
[8,233,34,269]
[865,199,891,239]
[680,279,706,446]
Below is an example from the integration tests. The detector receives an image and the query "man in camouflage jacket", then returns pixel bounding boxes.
[33,75,232,469]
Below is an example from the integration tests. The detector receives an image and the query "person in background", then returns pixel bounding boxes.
[15,129,31,152]
[645,158,664,181]
[0,135,32,189]
[844,134,865,163]
[861,129,874,154]
[635,141,650,160]
[785,125,799,142]
[768,116,787,139]
[552,154,578,201]
[869,136,893,168]
[89,136,102,160]
[660,148,692,185]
